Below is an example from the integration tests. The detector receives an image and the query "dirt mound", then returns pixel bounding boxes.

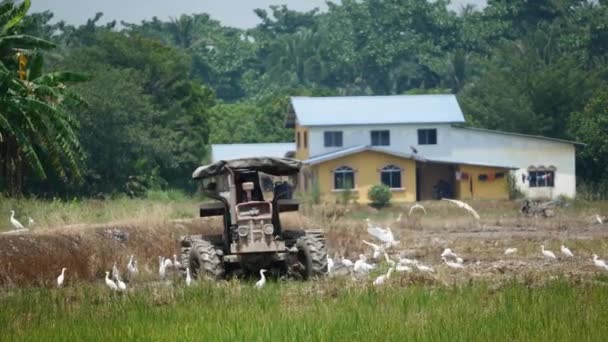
[0,218,222,287]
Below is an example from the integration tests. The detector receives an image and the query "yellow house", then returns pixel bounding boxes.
[285,95,527,204]
[298,145,513,204]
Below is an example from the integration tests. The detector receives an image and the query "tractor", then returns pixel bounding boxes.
[178,157,327,280]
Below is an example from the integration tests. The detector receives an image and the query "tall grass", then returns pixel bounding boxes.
[0,192,199,231]
[1,279,607,341]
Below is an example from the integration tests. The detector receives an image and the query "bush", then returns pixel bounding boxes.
[368,184,392,207]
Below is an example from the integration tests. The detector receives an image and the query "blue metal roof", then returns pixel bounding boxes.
[291,94,465,126]
[211,143,295,162]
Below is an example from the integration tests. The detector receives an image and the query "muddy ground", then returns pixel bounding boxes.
[1,201,608,287]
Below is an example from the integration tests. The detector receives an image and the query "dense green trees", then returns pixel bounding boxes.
[2,0,608,197]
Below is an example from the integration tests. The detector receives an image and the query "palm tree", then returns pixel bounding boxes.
[0,0,86,195]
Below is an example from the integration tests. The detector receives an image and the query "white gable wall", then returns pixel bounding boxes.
[308,123,455,158]
[446,128,576,198]
[306,124,576,198]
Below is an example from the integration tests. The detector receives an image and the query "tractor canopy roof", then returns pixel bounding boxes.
[192,157,301,179]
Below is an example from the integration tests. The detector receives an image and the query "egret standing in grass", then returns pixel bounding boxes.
[9,210,25,230]
[592,254,608,271]
[362,240,383,259]
[256,269,267,289]
[415,262,434,273]
[57,268,67,287]
[115,276,127,291]
[341,256,354,268]
[105,271,118,291]
[354,254,375,273]
[158,256,167,279]
[327,256,334,274]
[373,267,394,286]
[127,255,138,279]
[560,245,574,258]
[163,257,174,269]
[541,245,556,260]
[504,248,518,255]
[112,261,121,281]
[441,248,458,260]
[28,217,35,227]
[442,257,465,269]
[173,254,182,269]
[186,268,193,286]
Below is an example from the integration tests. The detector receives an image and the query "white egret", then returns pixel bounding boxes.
[592,254,608,271]
[362,240,383,259]
[112,261,121,281]
[373,267,394,286]
[159,256,167,279]
[398,257,417,265]
[395,213,403,222]
[541,245,556,260]
[327,256,334,274]
[441,199,480,220]
[186,268,192,286]
[28,217,35,226]
[105,271,118,291]
[367,226,399,247]
[341,257,354,268]
[57,268,67,287]
[560,245,574,258]
[441,248,458,260]
[116,276,127,291]
[354,254,375,273]
[127,255,138,279]
[255,269,267,289]
[173,254,182,268]
[504,248,518,255]
[415,263,434,273]
[595,214,603,225]
[396,264,412,272]
[442,257,465,269]
[9,210,25,230]
[408,204,427,216]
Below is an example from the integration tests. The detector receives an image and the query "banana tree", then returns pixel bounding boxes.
[0,0,87,195]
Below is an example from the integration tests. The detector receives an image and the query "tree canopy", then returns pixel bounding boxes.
[1,0,607,197]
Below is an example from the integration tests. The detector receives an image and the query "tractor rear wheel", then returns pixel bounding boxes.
[291,234,328,280]
[189,239,224,281]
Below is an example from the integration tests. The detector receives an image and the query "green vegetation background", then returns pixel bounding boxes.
[2,0,608,198]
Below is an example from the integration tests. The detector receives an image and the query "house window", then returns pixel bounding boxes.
[324,131,343,147]
[380,165,402,189]
[334,166,354,190]
[418,129,437,145]
[371,130,390,146]
[296,132,301,149]
[304,131,308,148]
[529,171,555,188]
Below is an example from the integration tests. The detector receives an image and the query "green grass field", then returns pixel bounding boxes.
[2,278,607,341]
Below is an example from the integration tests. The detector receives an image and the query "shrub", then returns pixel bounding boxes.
[368,184,392,207]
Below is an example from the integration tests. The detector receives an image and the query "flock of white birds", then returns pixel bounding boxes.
[6,199,608,291]
[326,200,608,287]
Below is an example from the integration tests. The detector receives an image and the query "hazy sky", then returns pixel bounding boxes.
[30,0,487,28]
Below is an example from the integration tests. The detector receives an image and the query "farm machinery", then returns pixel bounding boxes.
[178,157,327,280]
